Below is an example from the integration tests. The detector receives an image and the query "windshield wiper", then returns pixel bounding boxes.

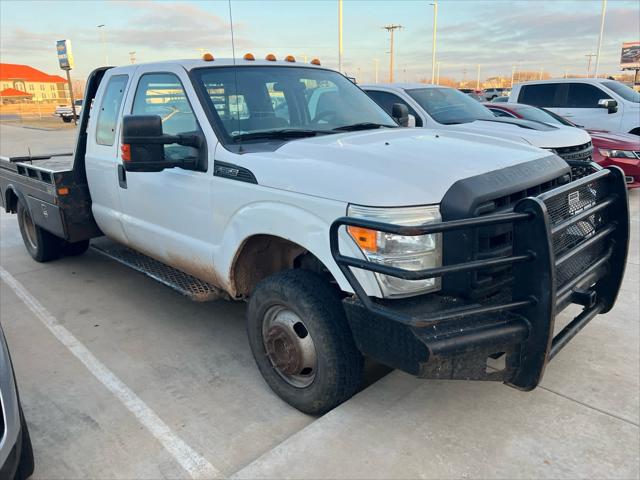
[231,129,322,142]
[332,122,396,132]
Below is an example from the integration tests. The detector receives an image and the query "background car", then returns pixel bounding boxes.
[483,87,510,100]
[0,324,34,479]
[362,83,593,162]
[490,96,509,103]
[509,78,640,135]
[54,99,83,123]
[486,102,640,188]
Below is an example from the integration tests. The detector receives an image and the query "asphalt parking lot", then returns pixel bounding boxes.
[1,123,638,479]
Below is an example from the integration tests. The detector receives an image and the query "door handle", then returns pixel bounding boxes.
[118,164,127,189]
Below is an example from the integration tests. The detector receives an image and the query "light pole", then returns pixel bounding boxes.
[383,24,403,83]
[129,51,136,64]
[338,0,343,73]
[594,0,607,78]
[436,61,441,85]
[430,1,438,84]
[510,65,516,87]
[539,67,544,80]
[476,64,481,90]
[97,24,108,65]
[585,53,596,77]
[373,58,379,83]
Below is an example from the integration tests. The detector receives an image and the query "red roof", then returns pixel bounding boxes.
[0,63,66,83]
[0,88,33,97]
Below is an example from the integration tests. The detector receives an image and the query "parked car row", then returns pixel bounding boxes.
[363,82,639,188]
[486,102,640,188]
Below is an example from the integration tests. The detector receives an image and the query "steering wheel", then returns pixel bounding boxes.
[311,110,338,124]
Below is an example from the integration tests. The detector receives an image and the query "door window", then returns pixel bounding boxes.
[517,83,559,107]
[364,90,423,126]
[132,73,199,161]
[565,83,608,108]
[489,108,516,118]
[96,74,128,146]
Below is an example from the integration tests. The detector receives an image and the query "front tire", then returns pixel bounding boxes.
[247,270,363,415]
[17,202,63,262]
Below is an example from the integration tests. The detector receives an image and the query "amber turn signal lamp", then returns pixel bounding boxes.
[347,226,377,252]
[310,58,321,65]
[243,52,255,61]
[284,55,296,62]
[202,52,215,61]
[265,53,277,61]
[121,144,131,162]
[57,187,70,196]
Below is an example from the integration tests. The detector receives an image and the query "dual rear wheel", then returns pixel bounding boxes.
[17,202,89,263]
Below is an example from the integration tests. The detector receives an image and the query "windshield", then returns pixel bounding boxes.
[513,105,573,126]
[602,81,640,103]
[192,66,396,141]
[406,87,495,124]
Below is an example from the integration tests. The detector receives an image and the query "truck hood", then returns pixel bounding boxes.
[443,119,592,149]
[231,128,555,206]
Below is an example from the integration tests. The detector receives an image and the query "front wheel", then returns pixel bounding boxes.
[62,116,72,123]
[247,270,363,415]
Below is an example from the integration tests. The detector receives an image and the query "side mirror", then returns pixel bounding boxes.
[598,98,618,114]
[121,115,201,172]
[391,103,409,127]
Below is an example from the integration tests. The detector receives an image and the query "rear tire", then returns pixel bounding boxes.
[17,202,63,262]
[62,117,71,123]
[63,239,90,257]
[247,269,363,415]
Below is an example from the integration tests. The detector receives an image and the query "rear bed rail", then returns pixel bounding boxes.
[330,166,629,389]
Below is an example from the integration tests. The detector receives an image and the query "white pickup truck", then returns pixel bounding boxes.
[0,58,630,414]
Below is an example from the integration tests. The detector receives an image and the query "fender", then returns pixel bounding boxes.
[215,200,382,297]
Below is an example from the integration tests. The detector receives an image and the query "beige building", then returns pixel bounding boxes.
[0,63,69,103]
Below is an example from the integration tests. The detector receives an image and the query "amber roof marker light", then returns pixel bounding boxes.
[202,52,215,61]
[265,53,277,61]
[284,55,296,62]
[310,58,321,65]
[243,52,255,61]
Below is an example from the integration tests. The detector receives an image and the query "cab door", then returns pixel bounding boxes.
[85,70,132,244]
[116,64,220,283]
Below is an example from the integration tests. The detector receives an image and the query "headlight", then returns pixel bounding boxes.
[347,204,442,298]
[598,148,637,159]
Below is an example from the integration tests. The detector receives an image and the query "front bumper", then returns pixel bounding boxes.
[330,167,629,390]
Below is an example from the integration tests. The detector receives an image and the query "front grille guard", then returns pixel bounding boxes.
[329,167,629,390]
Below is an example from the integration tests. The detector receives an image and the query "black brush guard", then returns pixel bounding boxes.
[329,167,629,390]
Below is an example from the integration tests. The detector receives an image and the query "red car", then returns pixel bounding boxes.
[485,102,640,188]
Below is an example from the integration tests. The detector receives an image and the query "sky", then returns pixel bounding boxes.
[1,0,639,84]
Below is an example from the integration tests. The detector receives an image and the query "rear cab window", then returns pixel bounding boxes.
[96,75,129,146]
[517,83,560,107]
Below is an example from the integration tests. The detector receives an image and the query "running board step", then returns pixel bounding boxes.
[91,240,224,302]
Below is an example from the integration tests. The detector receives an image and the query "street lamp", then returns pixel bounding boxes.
[97,24,109,65]
[594,0,607,78]
[430,1,438,84]
[383,24,403,83]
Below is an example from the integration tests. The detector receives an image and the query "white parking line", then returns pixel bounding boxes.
[0,267,221,479]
